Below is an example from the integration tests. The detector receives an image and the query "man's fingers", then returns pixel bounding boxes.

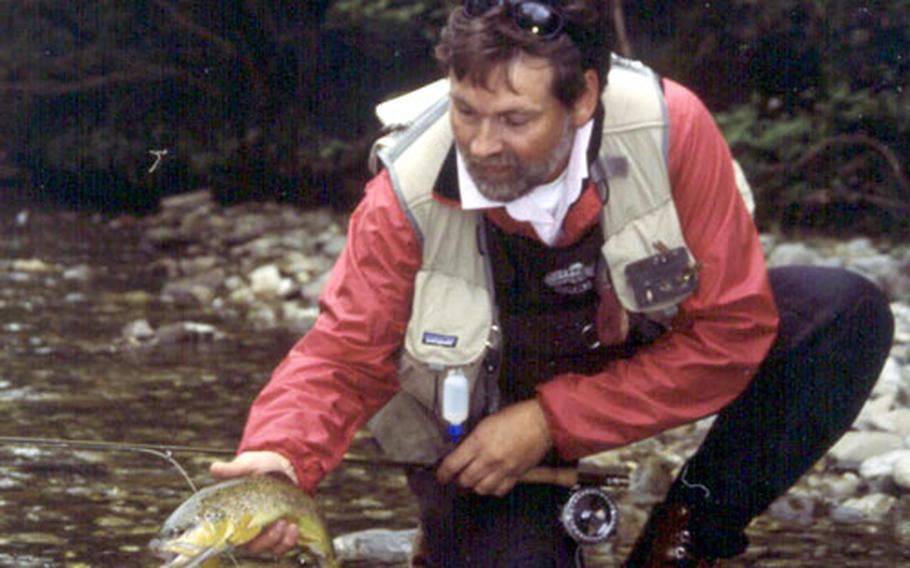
[469,467,518,496]
[208,451,299,486]
[245,520,287,554]
[236,520,300,557]
[271,523,300,557]
[455,463,483,490]
[243,520,299,555]
[492,477,517,497]
[209,459,251,479]
[436,441,476,484]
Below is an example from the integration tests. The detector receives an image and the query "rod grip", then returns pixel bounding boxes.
[520,463,630,488]
[519,466,578,488]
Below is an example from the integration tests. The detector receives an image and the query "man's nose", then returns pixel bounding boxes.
[469,120,503,159]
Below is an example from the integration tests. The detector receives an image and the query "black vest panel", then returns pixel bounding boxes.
[484,220,636,404]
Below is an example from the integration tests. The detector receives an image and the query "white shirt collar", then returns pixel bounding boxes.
[457,119,594,245]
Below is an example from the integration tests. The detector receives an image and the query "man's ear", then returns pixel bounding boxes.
[571,69,600,127]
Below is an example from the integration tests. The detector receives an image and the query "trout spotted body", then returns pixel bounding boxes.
[150,476,338,568]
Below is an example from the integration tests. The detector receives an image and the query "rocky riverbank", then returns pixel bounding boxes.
[130,189,910,561]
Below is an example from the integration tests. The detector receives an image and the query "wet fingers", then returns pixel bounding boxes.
[245,520,288,554]
[270,522,299,557]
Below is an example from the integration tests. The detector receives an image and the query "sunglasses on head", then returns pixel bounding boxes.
[463,0,567,40]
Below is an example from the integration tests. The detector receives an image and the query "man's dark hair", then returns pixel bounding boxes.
[435,1,611,108]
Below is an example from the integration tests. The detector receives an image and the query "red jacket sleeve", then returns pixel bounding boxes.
[537,80,780,459]
[238,171,420,491]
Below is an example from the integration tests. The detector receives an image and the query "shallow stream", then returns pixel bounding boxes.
[0,204,906,567]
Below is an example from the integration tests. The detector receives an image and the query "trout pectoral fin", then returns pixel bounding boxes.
[227,512,262,546]
[200,516,231,548]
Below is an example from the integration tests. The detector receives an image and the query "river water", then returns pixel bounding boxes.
[0,203,907,567]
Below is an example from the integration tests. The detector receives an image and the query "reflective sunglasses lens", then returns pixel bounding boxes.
[513,3,562,37]
[463,1,564,39]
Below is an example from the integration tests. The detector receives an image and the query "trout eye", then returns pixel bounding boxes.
[160,523,184,539]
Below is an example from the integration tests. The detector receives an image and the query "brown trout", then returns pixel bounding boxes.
[149,475,338,568]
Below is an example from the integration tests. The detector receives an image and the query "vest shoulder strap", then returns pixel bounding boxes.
[597,57,699,314]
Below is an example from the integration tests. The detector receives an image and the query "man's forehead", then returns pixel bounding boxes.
[448,56,557,105]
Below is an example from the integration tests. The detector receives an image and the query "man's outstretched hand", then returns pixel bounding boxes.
[209,451,301,556]
[436,399,553,497]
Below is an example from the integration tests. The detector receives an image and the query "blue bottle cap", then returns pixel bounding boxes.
[448,424,464,443]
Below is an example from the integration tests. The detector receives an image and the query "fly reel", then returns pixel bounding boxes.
[560,486,619,544]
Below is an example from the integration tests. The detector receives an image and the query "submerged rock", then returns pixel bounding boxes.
[155,322,225,345]
[11,258,58,273]
[117,320,227,352]
[122,319,155,343]
[333,528,417,563]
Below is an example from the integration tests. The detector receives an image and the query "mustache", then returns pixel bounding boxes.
[465,152,517,169]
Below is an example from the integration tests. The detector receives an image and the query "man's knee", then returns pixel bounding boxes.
[822,268,894,374]
[770,266,893,349]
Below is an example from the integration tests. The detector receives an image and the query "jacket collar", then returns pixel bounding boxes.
[435,101,606,204]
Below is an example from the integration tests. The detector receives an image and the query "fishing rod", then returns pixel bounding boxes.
[0,435,235,458]
[0,434,629,543]
[0,435,414,491]
[0,434,628,486]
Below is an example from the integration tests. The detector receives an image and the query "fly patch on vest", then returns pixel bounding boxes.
[543,261,597,296]
[486,222,603,312]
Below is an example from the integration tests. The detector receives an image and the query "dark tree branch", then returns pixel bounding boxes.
[0,67,203,96]
[150,0,240,60]
[754,133,909,195]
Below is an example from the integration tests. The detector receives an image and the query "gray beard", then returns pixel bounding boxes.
[464,118,576,203]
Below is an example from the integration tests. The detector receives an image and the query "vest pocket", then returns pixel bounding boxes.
[404,270,492,366]
[368,271,495,463]
[370,350,492,464]
[367,389,449,465]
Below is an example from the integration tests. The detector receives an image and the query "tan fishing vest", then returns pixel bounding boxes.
[366,56,750,463]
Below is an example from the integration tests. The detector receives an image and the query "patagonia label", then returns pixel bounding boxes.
[422,332,458,348]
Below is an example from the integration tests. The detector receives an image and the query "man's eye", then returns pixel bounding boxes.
[456,106,477,119]
[504,115,530,128]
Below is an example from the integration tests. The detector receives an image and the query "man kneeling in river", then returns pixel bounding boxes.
[210,1,894,566]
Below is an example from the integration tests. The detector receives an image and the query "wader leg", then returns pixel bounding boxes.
[407,468,583,567]
[666,265,894,558]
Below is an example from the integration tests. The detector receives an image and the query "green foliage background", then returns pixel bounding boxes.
[701,1,909,235]
[0,1,906,234]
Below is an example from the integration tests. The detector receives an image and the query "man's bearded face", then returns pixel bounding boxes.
[460,115,575,202]
[450,56,582,203]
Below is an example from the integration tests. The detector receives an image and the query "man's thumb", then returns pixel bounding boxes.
[208,451,298,485]
[209,458,251,479]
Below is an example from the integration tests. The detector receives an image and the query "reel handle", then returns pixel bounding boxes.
[519,466,579,487]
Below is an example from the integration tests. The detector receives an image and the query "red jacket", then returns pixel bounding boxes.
[238,79,779,492]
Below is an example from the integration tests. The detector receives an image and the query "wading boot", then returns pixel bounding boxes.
[622,501,720,568]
